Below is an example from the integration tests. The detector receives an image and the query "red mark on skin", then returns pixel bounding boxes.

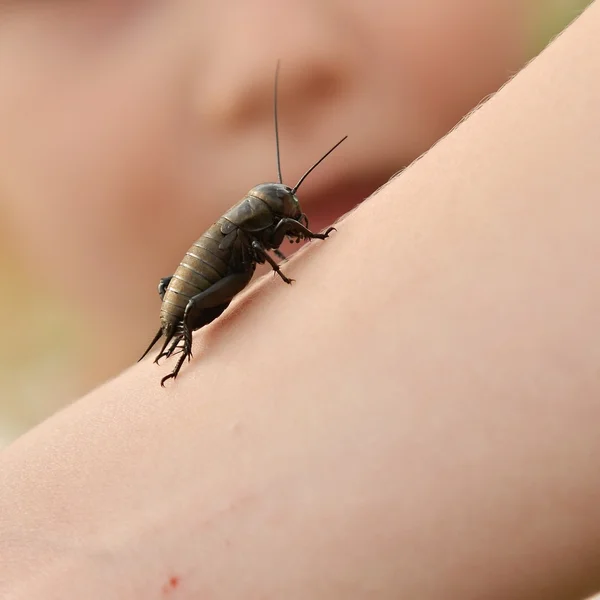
[162,575,180,595]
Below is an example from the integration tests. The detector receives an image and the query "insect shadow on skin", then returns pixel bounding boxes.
[139,61,347,387]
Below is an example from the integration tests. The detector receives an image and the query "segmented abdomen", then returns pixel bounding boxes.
[160,221,231,326]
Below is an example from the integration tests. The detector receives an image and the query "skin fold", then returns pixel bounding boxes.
[1,2,600,598]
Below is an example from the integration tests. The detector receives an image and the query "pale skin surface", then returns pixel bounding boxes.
[1,2,600,598]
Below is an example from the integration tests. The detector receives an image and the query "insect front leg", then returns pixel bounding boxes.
[251,240,294,284]
[270,218,336,247]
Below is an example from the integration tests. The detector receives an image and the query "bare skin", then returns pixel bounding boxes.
[1,2,600,598]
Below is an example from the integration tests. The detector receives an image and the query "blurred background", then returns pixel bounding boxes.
[0,0,593,447]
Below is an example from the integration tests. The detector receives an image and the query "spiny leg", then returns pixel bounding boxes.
[161,299,231,374]
[159,323,192,386]
[161,341,190,387]
[166,335,191,359]
[161,332,185,361]
[271,218,335,247]
[154,331,177,364]
[160,324,193,386]
[165,340,188,358]
[159,272,252,386]
[251,240,294,284]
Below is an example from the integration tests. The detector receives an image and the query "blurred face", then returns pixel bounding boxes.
[0,0,530,374]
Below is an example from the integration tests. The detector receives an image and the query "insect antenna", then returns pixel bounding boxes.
[291,135,348,194]
[274,60,283,184]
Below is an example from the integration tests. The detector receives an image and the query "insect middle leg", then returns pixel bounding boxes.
[251,241,294,284]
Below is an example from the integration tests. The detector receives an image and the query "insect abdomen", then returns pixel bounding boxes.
[160,223,231,325]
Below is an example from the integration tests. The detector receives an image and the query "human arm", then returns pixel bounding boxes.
[1,3,600,598]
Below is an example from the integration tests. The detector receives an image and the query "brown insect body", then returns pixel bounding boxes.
[157,183,309,341]
[139,64,347,386]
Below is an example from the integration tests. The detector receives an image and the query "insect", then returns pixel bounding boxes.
[139,62,347,386]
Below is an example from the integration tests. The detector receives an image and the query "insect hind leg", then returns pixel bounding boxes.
[160,321,195,386]
[182,272,252,330]
[154,330,178,364]
[160,273,253,386]
[161,344,189,387]
[159,333,184,361]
